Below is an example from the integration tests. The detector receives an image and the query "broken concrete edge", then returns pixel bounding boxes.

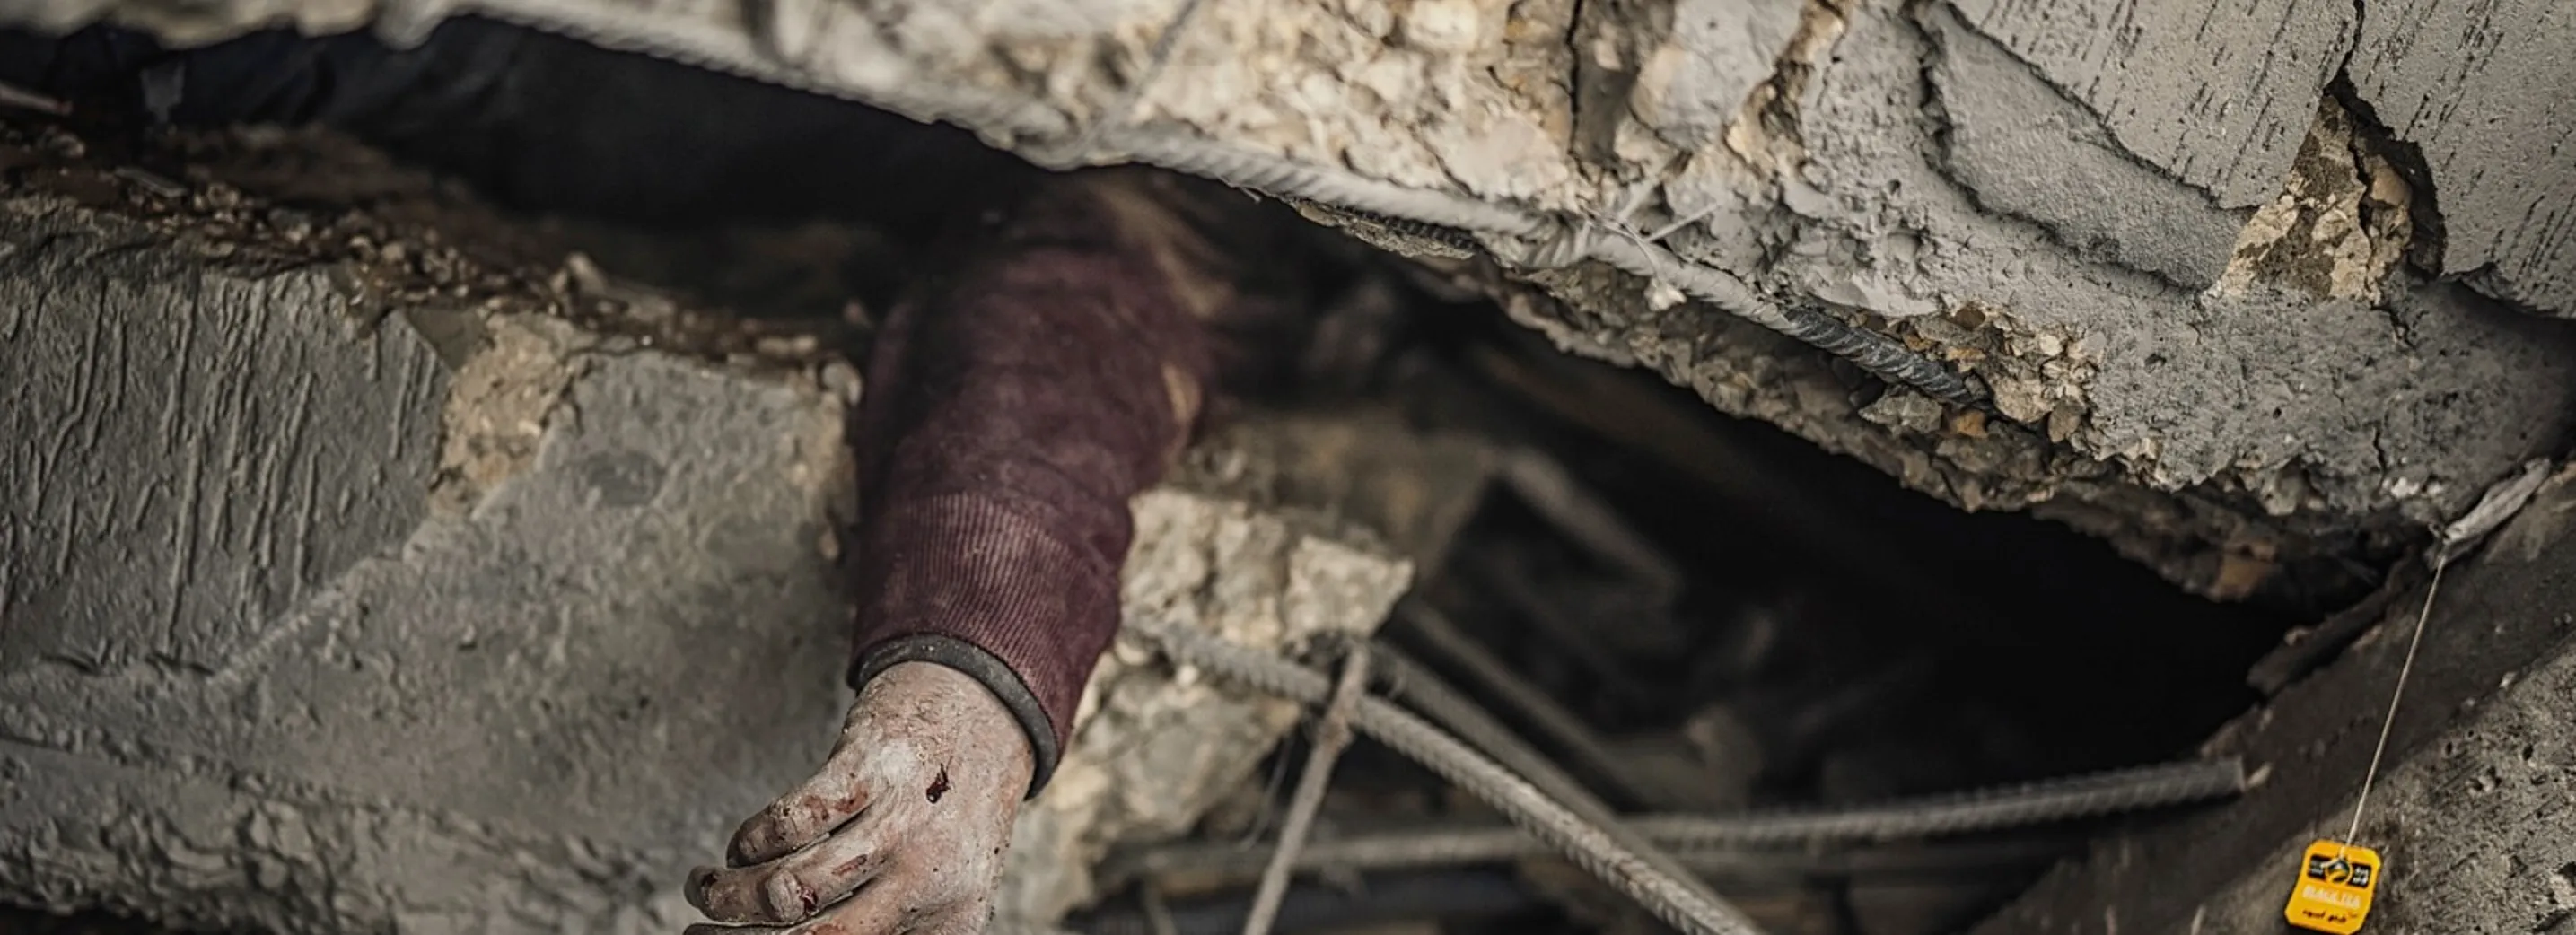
[3,118,882,532]
[1974,462,2576,935]
[2,174,847,934]
[987,412,1454,926]
[1379,226,2490,605]
[1930,0,2572,317]
[0,0,2522,320]
[0,182,862,525]
[1609,0,2575,601]
[2,120,861,376]
[419,311,863,522]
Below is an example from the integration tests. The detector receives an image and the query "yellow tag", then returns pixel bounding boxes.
[2284,839,2382,934]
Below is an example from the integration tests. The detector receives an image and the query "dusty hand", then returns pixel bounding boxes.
[687,662,1035,934]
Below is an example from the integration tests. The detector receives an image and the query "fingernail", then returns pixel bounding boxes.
[763,874,817,922]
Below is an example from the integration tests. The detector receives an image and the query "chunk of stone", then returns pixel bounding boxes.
[994,412,1446,923]
[995,485,1413,923]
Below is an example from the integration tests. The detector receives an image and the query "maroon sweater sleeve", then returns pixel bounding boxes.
[846,170,1288,794]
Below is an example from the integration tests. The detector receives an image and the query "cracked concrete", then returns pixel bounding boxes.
[0,197,447,679]
[2345,0,2576,317]
[7,0,2575,602]
[1943,0,2353,212]
[1923,4,2247,292]
[0,188,1411,934]
[0,0,2569,927]
[1542,0,2576,597]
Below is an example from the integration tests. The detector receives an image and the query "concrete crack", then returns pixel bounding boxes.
[1722,0,1851,176]
[2328,75,2449,281]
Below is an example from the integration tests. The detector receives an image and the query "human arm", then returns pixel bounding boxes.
[687,169,1310,934]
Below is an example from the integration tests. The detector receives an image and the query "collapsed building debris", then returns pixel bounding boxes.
[1,4,2571,932]
[0,109,2282,935]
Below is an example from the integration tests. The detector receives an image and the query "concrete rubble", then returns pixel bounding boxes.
[4,0,2570,603]
[3,0,2574,928]
[0,183,1413,934]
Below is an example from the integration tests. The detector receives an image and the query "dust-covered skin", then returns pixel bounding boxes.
[687,662,1033,935]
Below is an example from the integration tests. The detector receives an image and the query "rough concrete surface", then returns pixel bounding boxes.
[2347,0,2576,317]
[1462,0,2576,595]
[8,0,2576,601]
[1944,0,2353,211]
[1923,6,2247,291]
[1647,0,2576,591]
[0,197,448,680]
[999,485,1412,922]
[0,191,1409,934]
[1975,463,2576,935]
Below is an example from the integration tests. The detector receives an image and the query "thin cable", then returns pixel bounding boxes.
[1116,829,2078,886]
[1032,0,1219,169]
[2344,553,2447,843]
[0,81,71,115]
[1395,601,1663,808]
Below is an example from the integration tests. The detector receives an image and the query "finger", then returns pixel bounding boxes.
[729,756,875,867]
[685,874,930,935]
[688,821,897,926]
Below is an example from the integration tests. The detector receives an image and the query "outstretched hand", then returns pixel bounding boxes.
[687,662,1035,935]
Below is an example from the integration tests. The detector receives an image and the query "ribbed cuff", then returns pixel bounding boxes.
[849,634,1062,798]
[846,493,1124,798]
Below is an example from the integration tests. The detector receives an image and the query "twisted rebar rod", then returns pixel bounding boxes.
[1112,758,2243,882]
[1126,616,1771,935]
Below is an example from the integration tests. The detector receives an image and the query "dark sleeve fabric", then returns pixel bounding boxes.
[846,170,1315,795]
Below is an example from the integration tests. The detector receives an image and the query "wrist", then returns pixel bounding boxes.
[851,635,1054,794]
